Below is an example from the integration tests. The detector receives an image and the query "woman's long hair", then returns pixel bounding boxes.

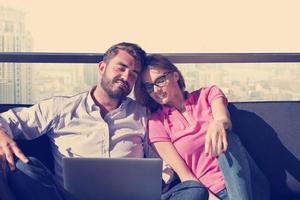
[134,54,186,113]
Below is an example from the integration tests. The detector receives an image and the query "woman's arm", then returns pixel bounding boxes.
[154,141,220,199]
[211,97,232,130]
[152,141,198,182]
[205,97,232,157]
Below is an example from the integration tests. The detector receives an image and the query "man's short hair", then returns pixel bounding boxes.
[102,42,146,67]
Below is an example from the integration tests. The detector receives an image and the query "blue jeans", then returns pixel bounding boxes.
[162,180,208,200]
[0,174,16,200]
[163,180,229,200]
[0,157,75,200]
[216,188,229,200]
[163,131,269,200]
[218,131,270,200]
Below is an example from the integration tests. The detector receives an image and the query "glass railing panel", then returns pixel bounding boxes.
[176,62,300,102]
[0,63,97,104]
[1,61,300,104]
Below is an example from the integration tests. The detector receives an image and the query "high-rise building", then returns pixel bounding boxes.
[0,6,33,103]
[0,79,12,101]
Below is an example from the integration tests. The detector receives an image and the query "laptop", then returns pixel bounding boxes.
[62,157,162,200]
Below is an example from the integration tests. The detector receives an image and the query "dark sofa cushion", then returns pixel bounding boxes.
[15,135,54,173]
[229,102,300,200]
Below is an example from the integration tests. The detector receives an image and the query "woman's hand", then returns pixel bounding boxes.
[205,97,232,157]
[204,120,228,157]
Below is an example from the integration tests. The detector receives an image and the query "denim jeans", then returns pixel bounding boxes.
[162,131,269,200]
[0,157,75,200]
[0,174,16,200]
[218,131,270,200]
[162,180,208,200]
[216,188,229,200]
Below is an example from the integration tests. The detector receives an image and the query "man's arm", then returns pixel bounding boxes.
[0,98,59,170]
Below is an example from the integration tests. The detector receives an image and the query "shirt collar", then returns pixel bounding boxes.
[161,91,192,115]
[86,86,98,112]
[161,105,173,115]
[119,97,131,111]
[86,86,132,113]
[104,97,132,120]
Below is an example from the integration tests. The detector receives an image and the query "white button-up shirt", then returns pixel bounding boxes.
[0,87,173,185]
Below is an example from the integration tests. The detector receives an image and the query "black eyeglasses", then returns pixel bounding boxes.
[143,71,173,93]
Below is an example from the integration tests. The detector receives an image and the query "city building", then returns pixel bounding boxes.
[0,6,32,103]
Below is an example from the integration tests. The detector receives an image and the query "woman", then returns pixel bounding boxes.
[134,54,270,200]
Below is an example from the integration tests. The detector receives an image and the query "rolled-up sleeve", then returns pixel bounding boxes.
[206,85,228,106]
[0,97,59,139]
[148,114,171,143]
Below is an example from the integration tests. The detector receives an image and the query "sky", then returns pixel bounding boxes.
[1,0,300,53]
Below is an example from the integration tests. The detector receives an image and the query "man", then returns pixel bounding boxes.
[0,42,173,199]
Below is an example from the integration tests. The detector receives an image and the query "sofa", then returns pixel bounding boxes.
[0,101,299,200]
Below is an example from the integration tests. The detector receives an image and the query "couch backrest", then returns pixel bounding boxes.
[228,102,300,199]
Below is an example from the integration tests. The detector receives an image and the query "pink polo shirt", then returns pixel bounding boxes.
[148,85,227,194]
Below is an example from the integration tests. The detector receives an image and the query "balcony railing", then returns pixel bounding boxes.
[1,52,300,104]
[1,52,300,63]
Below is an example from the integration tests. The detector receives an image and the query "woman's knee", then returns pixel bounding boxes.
[188,186,209,199]
[226,130,242,145]
[174,186,208,200]
[166,181,209,200]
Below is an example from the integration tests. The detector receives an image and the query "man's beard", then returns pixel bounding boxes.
[100,76,131,99]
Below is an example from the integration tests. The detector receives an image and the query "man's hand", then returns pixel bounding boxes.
[204,120,228,157]
[0,130,28,173]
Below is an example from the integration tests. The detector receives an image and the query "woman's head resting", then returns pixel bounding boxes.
[134,54,186,113]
